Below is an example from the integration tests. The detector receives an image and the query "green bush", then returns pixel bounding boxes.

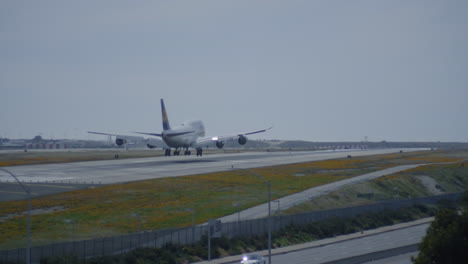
[414,209,468,264]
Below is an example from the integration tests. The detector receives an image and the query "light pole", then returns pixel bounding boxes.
[232,202,241,234]
[273,200,280,214]
[0,168,31,264]
[64,219,76,254]
[232,203,241,222]
[131,213,142,247]
[185,208,195,242]
[131,213,141,232]
[233,168,272,264]
[64,219,75,241]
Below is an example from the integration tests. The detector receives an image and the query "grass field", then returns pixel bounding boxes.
[284,157,468,214]
[0,149,466,249]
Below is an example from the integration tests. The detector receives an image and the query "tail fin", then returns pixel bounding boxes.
[161,99,171,130]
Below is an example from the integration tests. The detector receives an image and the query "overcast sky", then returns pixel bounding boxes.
[1,0,467,142]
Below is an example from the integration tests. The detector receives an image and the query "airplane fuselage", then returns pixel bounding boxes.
[161,120,205,148]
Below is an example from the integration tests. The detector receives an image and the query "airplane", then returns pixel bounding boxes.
[89,99,271,156]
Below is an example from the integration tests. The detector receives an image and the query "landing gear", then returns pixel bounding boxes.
[196,147,203,156]
[164,148,202,157]
[164,148,184,156]
[173,149,188,156]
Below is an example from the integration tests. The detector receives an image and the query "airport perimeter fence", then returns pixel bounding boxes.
[0,192,462,263]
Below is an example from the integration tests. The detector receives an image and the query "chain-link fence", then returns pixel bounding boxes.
[0,193,461,263]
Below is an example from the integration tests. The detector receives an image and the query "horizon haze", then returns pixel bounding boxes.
[2,1,467,142]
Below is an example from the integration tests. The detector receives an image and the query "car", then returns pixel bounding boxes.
[240,253,266,264]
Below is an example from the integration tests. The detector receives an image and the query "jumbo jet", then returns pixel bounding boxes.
[89,99,271,156]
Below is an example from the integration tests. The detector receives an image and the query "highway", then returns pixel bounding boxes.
[361,253,415,264]
[194,218,430,264]
[270,223,425,263]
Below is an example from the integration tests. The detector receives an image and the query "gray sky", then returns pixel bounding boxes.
[1,0,467,142]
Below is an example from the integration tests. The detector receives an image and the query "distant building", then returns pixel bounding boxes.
[26,142,68,149]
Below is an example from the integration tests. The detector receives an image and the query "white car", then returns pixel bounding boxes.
[240,253,266,264]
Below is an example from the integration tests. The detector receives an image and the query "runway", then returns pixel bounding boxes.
[0,149,412,201]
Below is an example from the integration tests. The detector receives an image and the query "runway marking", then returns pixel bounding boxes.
[24,184,76,189]
[0,191,38,195]
[1,182,76,189]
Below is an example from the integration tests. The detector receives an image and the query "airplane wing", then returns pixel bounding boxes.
[87,131,163,148]
[88,131,144,140]
[131,131,163,137]
[195,126,273,147]
[242,126,273,135]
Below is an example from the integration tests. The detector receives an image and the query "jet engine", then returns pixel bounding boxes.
[115,138,127,146]
[146,139,160,149]
[238,135,248,145]
[216,141,225,149]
